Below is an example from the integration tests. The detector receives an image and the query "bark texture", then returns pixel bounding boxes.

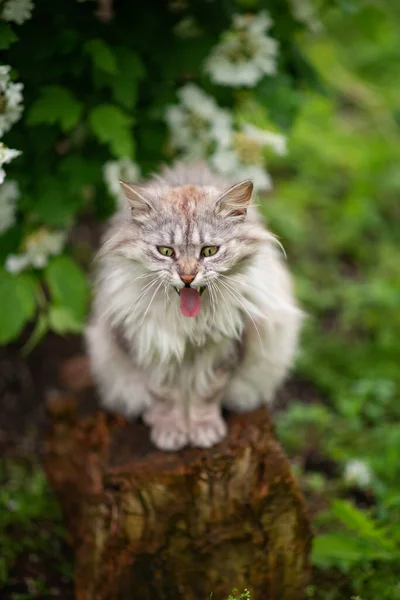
[44,394,311,600]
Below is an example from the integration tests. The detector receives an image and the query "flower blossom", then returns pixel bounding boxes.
[211,124,286,191]
[5,228,66,273]
[103,157,141,206]
[0,65,24,137]
[344,459,373,489]
[165,83,233,159]
[2,0,34,25]
[0,142,21,184]
[204,11,278,87]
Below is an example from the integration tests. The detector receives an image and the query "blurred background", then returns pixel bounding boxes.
[1,0,399,598]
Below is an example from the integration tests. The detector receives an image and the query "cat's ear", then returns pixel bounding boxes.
[119,181,153,220]
[216,180,253,218]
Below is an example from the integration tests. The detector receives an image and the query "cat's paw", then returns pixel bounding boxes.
[144,407,189,451]
[188,408,227,448]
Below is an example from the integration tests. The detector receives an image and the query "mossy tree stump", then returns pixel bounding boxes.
[43,394,311,600]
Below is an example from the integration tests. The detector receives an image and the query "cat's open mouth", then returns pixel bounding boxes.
[174,286,206,318]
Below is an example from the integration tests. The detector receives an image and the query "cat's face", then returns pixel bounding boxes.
[115,180,261,317]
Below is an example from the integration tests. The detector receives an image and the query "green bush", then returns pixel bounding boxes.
[0,0,320,347]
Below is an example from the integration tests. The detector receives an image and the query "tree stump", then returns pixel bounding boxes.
[43,393,311,600]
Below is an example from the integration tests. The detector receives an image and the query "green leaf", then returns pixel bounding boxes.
[332,500,396,551]
[312,533,395,569]
[33,175,84,227]
[0,24,18,50]
[112,49,144,109]
[0,271,38,344]
[28,86,83,132]
[91,48,144,110]
[48,306,83,334]
[89,104,134,157]
[44,256,89,321]
[84,39,118,75]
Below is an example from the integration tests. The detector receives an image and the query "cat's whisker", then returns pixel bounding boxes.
[128,277,162,317]
[205,281,217,332]
[136,271,159,280]
[219,273,273,319]
[101,279,157,322]
[138,279,165,327]
[211,279,235,333]
[219,273,254,293]
[164,283,172,307]
[216,278,264,353]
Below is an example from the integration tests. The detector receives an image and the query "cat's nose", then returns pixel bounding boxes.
[180,274,196,285]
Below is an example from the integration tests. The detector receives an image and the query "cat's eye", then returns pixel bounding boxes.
[157,246,174,257]
[201,246,219,257]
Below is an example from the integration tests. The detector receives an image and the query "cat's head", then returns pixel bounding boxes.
[108,179,266,317]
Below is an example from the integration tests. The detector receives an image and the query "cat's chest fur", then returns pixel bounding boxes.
[113,294,245,393]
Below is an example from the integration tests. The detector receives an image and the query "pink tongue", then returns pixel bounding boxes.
[180,287,201,317]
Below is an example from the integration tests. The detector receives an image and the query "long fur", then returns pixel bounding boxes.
[85,161,302,450]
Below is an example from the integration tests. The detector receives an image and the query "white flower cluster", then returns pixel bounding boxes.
[0,142,21,185]
[204,11,278,88]
[288,0,322,33]
[0,180,19,234]
[165,84,286,191]
[103,157,141,206]
[6,228,66,273]
[0,65,24,137]
[211,124,287,190]
[344,459,373,489]
[2,0,34,25]
[0,65,23,237]
[165,84,232,160]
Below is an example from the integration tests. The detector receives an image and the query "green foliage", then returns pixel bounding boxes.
[89,104,134,157]
[0,460,71,588]
[0,270,37,343]
[226,590,251,600]
[0,0,320,340]
[269,3,400,597]
[84,39,118,75]
[0,23,18,49]
[312,500,399,570]
[28,85,83,132]
[45,255,89,321]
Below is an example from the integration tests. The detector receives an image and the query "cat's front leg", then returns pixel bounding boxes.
[187,371,229,448]
[143,387,189,452]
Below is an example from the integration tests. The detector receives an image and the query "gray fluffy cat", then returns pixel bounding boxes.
[85,162,302,451]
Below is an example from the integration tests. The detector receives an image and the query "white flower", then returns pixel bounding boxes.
[103,158,141,206]
[0,180,19,234]
[5,253,29,273]
[0,66,11,89]
[0,143,22,184]
[204,11,278,87]
[2,0,34,25]
[210,147,272,191]
[0,65,24,137]
[344,459,372,489]
[165,84,233,159]
[5,228,66,273]
[288,0,322,33]
[242,124,287,156]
